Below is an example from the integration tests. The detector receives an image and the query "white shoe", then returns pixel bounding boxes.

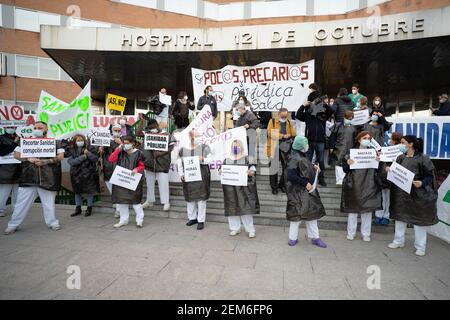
[142,202,154,209]
[415,249,426,256]
[346,234,354,241]
[163,204,170,211]
[136,221,143,228]
[114,222,128,228]
[4,227,16,235]
[50,224,61,231]
[229,229,241,236]
[249,232,256,238]
[388,242,405,249]
[362,236,371,242]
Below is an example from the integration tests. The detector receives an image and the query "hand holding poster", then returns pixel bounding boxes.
[159,93,172,106]
[387,161,415,194]
[380,145,403,162]
[220,165,248,186]
[90,128,111,147]
[144,133,169,151]
[109,165,142,191]
[20,138,56,158]
[351,109,370,126]
[349,149,379,169]
[183,156,202,182]
[106,93,126,113]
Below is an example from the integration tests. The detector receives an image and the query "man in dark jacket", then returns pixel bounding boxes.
[236,104,259,159]
[331,88,356,124]
[432,94,450,116]
[197,85,218,118]
[296,98,334,187]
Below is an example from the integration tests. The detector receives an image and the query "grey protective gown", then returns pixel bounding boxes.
[111,149,145,205]
[222,157,260,217]
[179,145,211,202]
[331,124,356,164]
[340,153,382,213]
[389,153,438,226]
[285,150,326,221]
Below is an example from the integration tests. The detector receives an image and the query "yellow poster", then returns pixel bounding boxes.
[106,93,126,112]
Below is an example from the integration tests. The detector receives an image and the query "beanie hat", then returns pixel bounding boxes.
[292,136,308,151]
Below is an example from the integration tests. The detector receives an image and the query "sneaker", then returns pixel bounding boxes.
[114,210,120,219]
[197,222,204,230]
[186,219,198,226]
[136,221,143,228]
[388,242,405,249]
[346,234,354,241]
[362,236,371,242]
[114,222,128,228]
[271,188,278,195]
[311,238,327,248]
[229,229,241,236]
[380,218,390,225]
[163,204,171,211]
[142,201,154,209]
[248,232,256,238]
[336,180,343,185]
[50,224,61,231]
[288,239,298,246]
[415,249,426,256]
[374,217,382,225]
[4,227,16,235]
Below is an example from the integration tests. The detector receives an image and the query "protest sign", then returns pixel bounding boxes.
[109,165,142,191]
[144,133,169,151]
[387,161,414,194]
[370,138,382,151]
[0,105,26,126]
[89,128,111,147]
[220,165,248,186]
[182,156,202,182]
[159,93,172,106]
[37,80,92,140]
[106,93,126,113]
[192,60,314,112]
[349,149,379,169]
[308,169,319,193]
[380,145,403,162]
[429,175,450,244]
[0,152,20,164]
[20,138,56,158]
[15,125,34,138]
[351,109,370,126]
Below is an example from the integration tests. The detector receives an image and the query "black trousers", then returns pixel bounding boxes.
[269,149,288,190]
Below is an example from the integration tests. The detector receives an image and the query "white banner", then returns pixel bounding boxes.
[387,161,415,194]
[192,60,314,112]
[182,156,202,182]
[20,138,56,158]
[144,133,169,151]
[89,128,111,147]
[15,125,34,138]
[349,149,379,169]
[0,152,21,164]
[0,105,27,126]
[429,175,450,244]
[379,145,403,162]
[220,165,248,186]
[351,109,370,126]
[110,165,142,191]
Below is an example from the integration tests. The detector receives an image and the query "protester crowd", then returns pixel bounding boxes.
[0,84,446,257]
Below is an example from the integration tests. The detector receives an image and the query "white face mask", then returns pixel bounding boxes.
[119,119,126,126]
[112,131,121,138]
[352,89,357,95]
[279,118,287,123]
[150,128,158,133]
[239,99,244,103]
[184,96,188,100]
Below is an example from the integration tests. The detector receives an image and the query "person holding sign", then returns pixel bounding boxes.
[221,140,259,238]
[285,136,327,248]
[108,136,146,228]
[386,135,438,256]
[141,120,175,211]
[177,129,212,230]
[4,121,64,235]
[65,135,100,217]
[197,85,218,119]
[341,131,382,242]
[362,106,392,147]
[0,125,21,217]
[171,91,195,129]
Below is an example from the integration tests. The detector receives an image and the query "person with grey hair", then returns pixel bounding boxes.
[432,93,450,116]
[235,103,260,160]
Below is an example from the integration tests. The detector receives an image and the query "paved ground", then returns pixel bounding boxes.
[0,204,449,300]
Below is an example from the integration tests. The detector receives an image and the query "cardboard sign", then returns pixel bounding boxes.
[183,156,202,182]
[144,133,169,151]
[109,165,142,191]
[159,93,172,106]
[308,169,319,193]
[220,165,248,186]
[90,128,111,147]
[0,152,21,164]
[351,109,370,126]
[106,93,127,112]
[20,138,56,158]
[370,138,382,151]
[15,125,34,138]
[349,149,379,169]
[380,145,403,162]
[0,105,26,126]
[387,161,414,194]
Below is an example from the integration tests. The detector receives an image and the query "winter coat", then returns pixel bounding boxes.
[102,139,120,181]
[332,96,356,123]
[179,145,212,202]
[340,151,382,213]
[197,95,218,118]
[141,131,175,173]
[66,145,100,194]
[235,110,260,131]
[0,134,21,184]
[389,153,438,226]
[433,101,450,116]
[285,150,326,221]
[266,118,296,158]
[222,157,260,217]
[330,124,356,164]
[295,103,333,143]
[172,100,194,128]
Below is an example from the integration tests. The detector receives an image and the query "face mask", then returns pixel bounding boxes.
[344,119,352,125]
[302,144,309,153]
[371,115,379,122]
[76,141,84,148]
[208,91,213,96]
[184,96,188,100]
[119,119,126,126]
[352,90,357,95]
[374,100,380,106]
[112,132,121,138]
[440,99,446,104]
[399,144,407,154]
[360,139,371,148]
[150,128,158,133]
[123,144,132,151]
[232,146,241,155]
[279,118,287,123]
[33,129,44,138]
[194,138,202,145]
[239,99,244,103]
[5,128,15,135]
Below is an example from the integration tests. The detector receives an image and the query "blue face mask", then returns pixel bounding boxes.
[344,119,352,125]
[232,146,241,155]
[33,129,44,138]
[123,144,132,151]
[399,144,407,154]
[76,141,84,148]
[5,128,15,135]
[361,139,371,148]
[371,115,379,122]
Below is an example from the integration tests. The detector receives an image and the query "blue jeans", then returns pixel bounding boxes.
[75,193,94,207]
[306,142,325,180]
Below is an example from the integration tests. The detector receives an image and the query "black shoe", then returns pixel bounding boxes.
[280,186,287,193]
[186,219,198,226]
[319,179,327,187]
[84,207,92,217]
[272,188,278,195]
[71,206,82,217]
[197,222,204,230]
